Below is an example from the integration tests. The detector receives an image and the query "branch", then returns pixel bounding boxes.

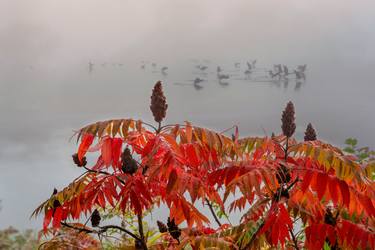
[137,214,148,250]
[288,226,300,250]
[60,222,141,242]
[287,177,300,191]
[205,198,222,227]
[83,166,126,185]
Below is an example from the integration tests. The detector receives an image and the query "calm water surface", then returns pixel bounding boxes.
[0,58,374,229]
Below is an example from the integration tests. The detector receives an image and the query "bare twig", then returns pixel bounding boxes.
[288,226,300,250]
[60,222,141,242]
[205,198,222,227]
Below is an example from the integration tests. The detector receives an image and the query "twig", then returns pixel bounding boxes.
[205,198,222,227]
[287,177,300,191]
[83,166,126,185]
[60,222,141,242]
[288,226,300,250]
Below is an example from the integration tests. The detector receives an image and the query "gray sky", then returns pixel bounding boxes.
[0,0,374,229]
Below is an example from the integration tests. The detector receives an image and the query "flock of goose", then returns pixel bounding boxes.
[88,59,307,91]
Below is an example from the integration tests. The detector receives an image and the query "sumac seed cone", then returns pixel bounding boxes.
[72,153,87,167]
[276,165,291,184]
[53,199,61,209]
[167,217,181,240]
[121,148,138,175]
[91,209,101,227]
[324,208,336,226]
[304,123,317,141]
[135,239,143,250]
[150,81,168,123]
[281,101,296,138]
[157,220,168,233]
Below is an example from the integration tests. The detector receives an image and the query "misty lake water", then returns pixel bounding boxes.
[0,58,374,229]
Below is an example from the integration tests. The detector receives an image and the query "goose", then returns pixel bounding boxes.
[244,69,252,75]
[193,82,203,90]
[294,70,303,80]
[297,64,307,72]
[268,70,281,78]
[283,65,289,75]
[218,74,230,80]
[246,62,252,70]
[194,77,204,84]
[199,65,208,71]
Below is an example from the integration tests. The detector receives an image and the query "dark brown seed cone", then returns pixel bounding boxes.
[53,199,61,209]
[121,148,138,175]
[276,165,291,184]
[273,187,289,201]
[91,209,101,227]
[135,239,143,250]
[304,123,317,141]
[157,220,168,233]
[150,81,168,123]
[167,217,181,241]
[72,153,87,167]
[324,208,337,226]
[142,165,149,175]
[52,188,58,195]
[281,101,296,138]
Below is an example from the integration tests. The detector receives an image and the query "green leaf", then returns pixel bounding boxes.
[345,138,357,146]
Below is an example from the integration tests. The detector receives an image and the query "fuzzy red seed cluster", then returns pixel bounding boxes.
[281,101,296,138]
[150,81,168,123]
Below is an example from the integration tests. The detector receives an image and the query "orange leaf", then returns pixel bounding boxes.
[78,134,94,161]
[185,121,192,143]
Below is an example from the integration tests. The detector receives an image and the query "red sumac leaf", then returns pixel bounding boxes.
[78,134,94,161]
[52,207,63,229]
[111,138,122,169]
[301,170,313,193]
[167,168,178,193]
[43,209,53,233]
[316,172,328,200]
[101,137,112,166]
[328,177,339,205]
[339,180,350,207]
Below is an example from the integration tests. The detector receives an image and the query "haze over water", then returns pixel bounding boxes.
[1,0,374,229]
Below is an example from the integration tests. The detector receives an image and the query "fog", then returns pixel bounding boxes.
[0,0,374,229]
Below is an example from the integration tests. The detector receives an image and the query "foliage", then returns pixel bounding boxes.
[0,227,38,250]
[32,81,374,249]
